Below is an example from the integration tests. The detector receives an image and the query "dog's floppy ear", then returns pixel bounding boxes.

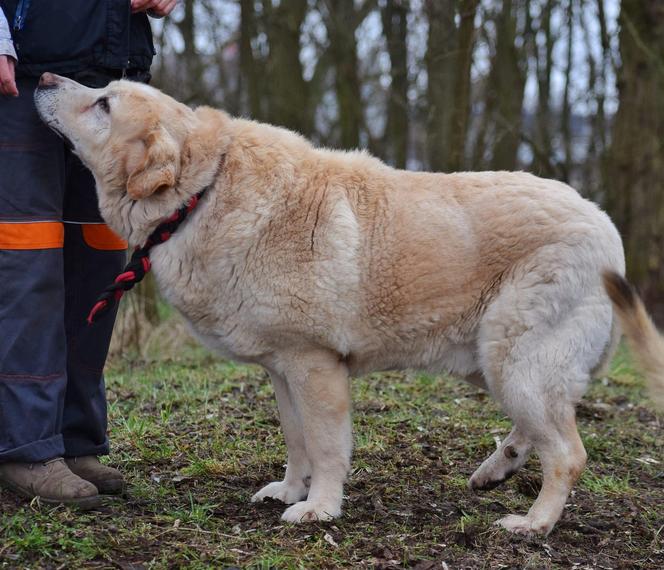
[126,129,179,200]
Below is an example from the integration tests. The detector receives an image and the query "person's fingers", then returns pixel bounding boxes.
[132,0,178,17]
[159,0,178,16]
[0,57,8,95]
[131,0,152,13]
[8,58,18,96]
[0,56,19,97]
[149,0,178,17]
[7,58,18,94]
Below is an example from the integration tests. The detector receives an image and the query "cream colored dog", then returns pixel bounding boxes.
[34,73,663,536]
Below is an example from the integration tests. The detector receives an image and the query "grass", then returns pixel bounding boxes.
[0,342,662,569]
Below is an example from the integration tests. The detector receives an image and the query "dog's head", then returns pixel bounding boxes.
[34,73,228,241]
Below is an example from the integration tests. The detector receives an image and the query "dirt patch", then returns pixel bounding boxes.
[1,350,662,568]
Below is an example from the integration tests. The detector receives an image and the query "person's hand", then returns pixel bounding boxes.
[131,0,178,17]
[0,55,18,97]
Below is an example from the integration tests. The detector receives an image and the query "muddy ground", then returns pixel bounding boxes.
[1,346,662,569]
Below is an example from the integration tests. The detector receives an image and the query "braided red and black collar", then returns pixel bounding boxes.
[87,159,224,325]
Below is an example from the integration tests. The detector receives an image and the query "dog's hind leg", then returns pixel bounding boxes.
[495,395,586,536]
[469,425,532,491]
[476,262,611,535]
[480,350,589,535]
[458,372,532,490]
[251,371,311,505]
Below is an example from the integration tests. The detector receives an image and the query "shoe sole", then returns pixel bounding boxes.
[0,479,103,511]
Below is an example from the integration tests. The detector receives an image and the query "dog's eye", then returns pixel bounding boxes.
[96,97,110,114]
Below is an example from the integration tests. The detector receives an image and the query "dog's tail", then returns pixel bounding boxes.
[602,270,664,408]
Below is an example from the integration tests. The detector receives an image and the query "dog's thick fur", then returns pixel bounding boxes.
[34,73,662,536]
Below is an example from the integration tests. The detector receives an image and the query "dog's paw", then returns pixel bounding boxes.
[469,443,528,492]
[468,467,517,492]
[496,514,552,536]
[251,480,309,505]
[280,500,341,523]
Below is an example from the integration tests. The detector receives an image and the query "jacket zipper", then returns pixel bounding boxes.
[13,0,31,32]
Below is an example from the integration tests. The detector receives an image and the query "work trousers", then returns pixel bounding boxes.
[0,72,129,463]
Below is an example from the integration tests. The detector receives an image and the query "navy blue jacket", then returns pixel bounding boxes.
[0,0,155,76]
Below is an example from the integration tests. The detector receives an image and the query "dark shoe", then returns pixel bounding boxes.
[66,456,124,495]
[0,457,101,509]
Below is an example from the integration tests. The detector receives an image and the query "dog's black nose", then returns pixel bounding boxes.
[38,73,60,89]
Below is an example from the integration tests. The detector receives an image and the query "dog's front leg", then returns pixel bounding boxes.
[278,351,352,523]
[251,371,311,504]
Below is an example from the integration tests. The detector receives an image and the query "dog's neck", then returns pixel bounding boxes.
[98,109,232,246]
[96,152,222,246]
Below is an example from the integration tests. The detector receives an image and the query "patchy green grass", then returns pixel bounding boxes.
[1,343,662,569]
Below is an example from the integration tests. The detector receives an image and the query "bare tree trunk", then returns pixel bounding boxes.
[595,0,611,154]
[325,0,365,149]
[605,0,664,323]
[136,275,160,326]
[240,0,262,120]
[425,0,457,171]
[382,0,410,168]
[579,0,611,199]
[177,0,204,103]
[447,0,479,171]
[263,0,310,135]
[596,0,617,202]
[560,0,574,181]
[533,0,555,176]
[489,0,527,171]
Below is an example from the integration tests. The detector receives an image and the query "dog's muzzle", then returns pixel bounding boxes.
[34,74,76,150]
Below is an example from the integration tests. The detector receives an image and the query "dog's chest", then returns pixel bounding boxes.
[148,240,265,361]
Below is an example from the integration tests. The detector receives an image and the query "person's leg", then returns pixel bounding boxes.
[0,247,66,462]
[0,76,99,507]
[61,139,127,494]
[0,75,67,463]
